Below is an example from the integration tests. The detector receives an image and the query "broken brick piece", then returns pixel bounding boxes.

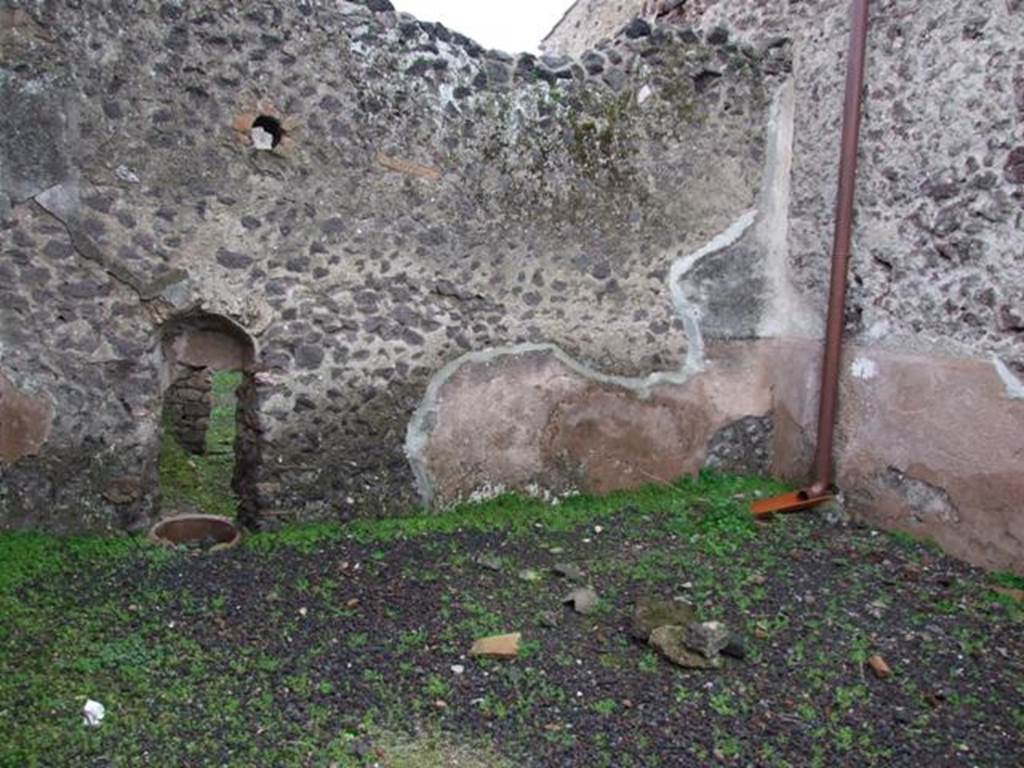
[469,632,521,660]
[868,654,892,679]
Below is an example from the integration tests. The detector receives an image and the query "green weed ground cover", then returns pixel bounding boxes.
[1,471,1019,767]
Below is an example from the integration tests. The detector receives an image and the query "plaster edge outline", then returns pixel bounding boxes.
[405,208,759,507]
[670,208,759,372]
[992,355,1024,400]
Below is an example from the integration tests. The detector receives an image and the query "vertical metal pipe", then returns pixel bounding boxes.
[808,0,871,496]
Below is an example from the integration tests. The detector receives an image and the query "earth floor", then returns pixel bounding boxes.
[1,474,1022,767]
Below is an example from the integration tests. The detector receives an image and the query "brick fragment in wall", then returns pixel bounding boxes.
[0,372,53,462]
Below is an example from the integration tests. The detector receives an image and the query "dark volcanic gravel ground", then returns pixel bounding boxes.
[4,503,1023,767]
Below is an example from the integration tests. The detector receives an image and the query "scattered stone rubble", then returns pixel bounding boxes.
[632,596,739,669]
[470,552,746,672]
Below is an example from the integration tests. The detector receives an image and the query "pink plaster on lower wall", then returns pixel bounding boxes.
[417,338,1024,573]
[416,343,773,505]
[769,340,1024,574]
[839,349,1024,574]
[0,371,53,462]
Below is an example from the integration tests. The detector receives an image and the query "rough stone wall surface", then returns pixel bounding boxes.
[703,413,773,476]
[474,0,1024,573]
[542,0,655,57]
[676,0,1024,572]
[1,0,774,530]
[552,0,1024,370]
[779,0,1021,373]
[3,0,1022,572]
[164,369,213,456]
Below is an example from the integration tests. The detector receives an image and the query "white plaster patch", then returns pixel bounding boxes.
[114,165,140,184]
[865,318,891,341]
[438,83,457,114]
[467,483,507,504]
[850,357,878,380]
[525,482,579,505]
[755,81,819,340]
[991,355,1024,400]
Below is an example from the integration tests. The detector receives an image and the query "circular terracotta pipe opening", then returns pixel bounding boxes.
[148,514,241,552]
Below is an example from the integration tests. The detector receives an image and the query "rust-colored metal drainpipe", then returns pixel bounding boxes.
[753,0,871,517]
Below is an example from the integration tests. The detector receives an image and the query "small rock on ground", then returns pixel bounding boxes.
[552,563,584,581]
[538,610,560,628]
[564,587,599,615]
[683,621,731,659]
[868,654,892,679]
[631,596,697,641]
[474,554,503,572]
[649,626,722,669]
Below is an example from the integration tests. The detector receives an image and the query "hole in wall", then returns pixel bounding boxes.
[158,313,262,527]
[250,114,284,149]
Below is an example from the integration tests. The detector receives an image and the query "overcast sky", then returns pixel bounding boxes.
[391,0,572,53]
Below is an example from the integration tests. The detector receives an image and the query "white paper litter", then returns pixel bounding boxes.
[82,699,105,727]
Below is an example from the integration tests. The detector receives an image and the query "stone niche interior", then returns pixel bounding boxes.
[158,313,262,527]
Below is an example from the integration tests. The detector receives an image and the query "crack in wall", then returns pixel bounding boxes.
[32,183,188,302]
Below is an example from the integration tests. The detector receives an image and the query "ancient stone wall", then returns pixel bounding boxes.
[2,0,1021,572]
[1,0,773,530]
[164,368,213,456]
[541,0,654,56]
[549,0,1024,368]
[538,0,1024,572]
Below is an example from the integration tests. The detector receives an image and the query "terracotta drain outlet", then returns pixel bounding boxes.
[148,514,241,552]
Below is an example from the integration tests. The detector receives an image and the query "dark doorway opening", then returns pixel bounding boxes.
[158,313,261,527]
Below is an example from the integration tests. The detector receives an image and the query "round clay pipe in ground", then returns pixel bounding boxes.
[148,514,242,552]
